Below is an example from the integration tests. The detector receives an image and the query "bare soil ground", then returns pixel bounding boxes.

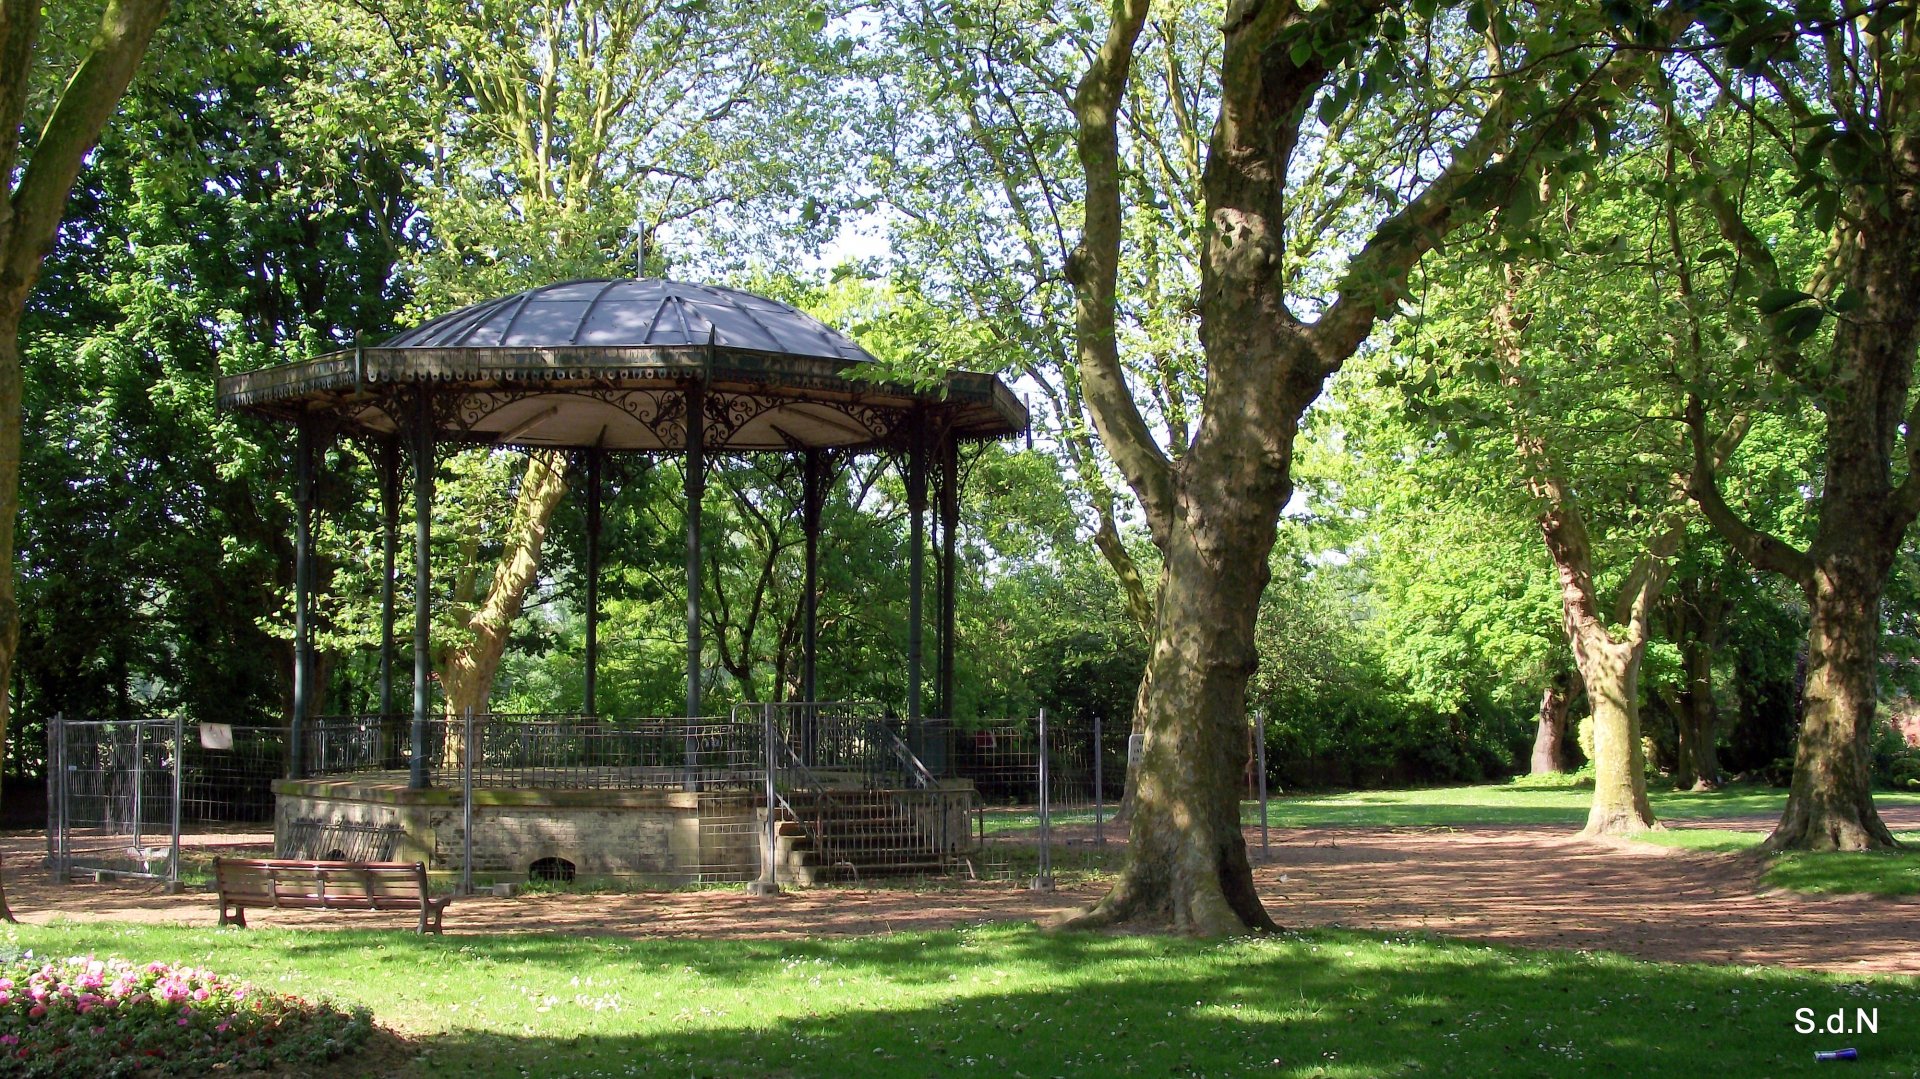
[4,808,1917,977]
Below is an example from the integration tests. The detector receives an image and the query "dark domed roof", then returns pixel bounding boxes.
[218,277,1027,452]
[383,278,876,363]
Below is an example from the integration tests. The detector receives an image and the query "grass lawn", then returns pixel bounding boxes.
[8,920,1919,1078]
[984,781,1920,898]
[1637,829,1920,897]
[1254,780,1920,829]
[986,780,1920,833]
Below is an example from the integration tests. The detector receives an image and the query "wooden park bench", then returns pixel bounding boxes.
[212,857,452,934]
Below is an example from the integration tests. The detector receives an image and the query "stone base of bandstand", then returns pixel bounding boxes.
[272,776,769,886]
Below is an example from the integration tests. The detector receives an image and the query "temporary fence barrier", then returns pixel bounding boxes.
[48,715,182,885]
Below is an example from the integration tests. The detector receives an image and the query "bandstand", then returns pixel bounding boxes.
[216,279,1028,885]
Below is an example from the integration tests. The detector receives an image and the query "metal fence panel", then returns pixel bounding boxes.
[51,715,181,884]
[954,712,1129,883]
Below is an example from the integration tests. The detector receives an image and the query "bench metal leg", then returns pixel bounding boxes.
[219,903,247,929]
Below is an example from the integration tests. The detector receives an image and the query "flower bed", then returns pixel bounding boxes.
[0,953,371,1077]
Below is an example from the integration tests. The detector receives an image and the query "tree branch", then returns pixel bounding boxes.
[1309,70,1530,369]
[1685,395,1814,586]
[1068,0,1173,540]
[1885,393,1920,542]
[2,0,169,292]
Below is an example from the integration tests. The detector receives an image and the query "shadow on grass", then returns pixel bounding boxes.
[18,921,1918,1078]
[381,928,1920,1079]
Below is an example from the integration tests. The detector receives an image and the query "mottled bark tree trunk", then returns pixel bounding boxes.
[1768,554,1897,849]
[1082,461,1290,933]
[439,451,571,762]
[1060,0,1530,933]
[1530,670,1576,774]
[1496,268,1688,835]
[1689,249,1916,850]
[1576,639,1655,835]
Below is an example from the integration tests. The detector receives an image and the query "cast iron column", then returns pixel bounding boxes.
[684,385,706,791]
[685,386,706,720]
[801,448,824,703]
[938,430,958,721]
[410,387,435,789]
[379,437,400,766]
[906,420,927,750]
[584,447,602,717]
[290,417,315,779]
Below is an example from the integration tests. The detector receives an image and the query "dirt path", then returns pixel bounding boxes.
[4,810,1916,977]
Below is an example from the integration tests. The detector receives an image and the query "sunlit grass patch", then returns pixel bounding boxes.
[1632,828,1764,853]
[1764,843,1920,897]
[1254,782,1920,830]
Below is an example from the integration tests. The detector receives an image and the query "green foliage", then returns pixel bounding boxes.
[13,2,415,760]
[1725,590,1807,776]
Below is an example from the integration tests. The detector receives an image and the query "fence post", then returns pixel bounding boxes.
[168,716,184,891]
[131,721,145,856]
[1255,708,1270,863]
[1092,712,1104,847]
[461,708,475,896]
[750,702,782,896]
[1030,707,1053,891]
[47,712,63,882]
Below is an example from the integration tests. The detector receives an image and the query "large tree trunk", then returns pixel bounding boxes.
[1066,451,1287,935]
[439,451,571,761]
[1501,270,1675,835]
[1577,640,1655,835]
[1759,226,1917,850]
[1765,561,1897,850]
[1529,669,1576,774]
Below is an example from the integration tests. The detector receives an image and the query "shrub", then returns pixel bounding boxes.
[0,953,370,1077]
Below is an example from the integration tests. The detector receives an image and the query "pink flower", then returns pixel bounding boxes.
[177,1017,190,1027]
[0,1035,16,1046]
[192,988,209,1002]
[27,1005,44,1019]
